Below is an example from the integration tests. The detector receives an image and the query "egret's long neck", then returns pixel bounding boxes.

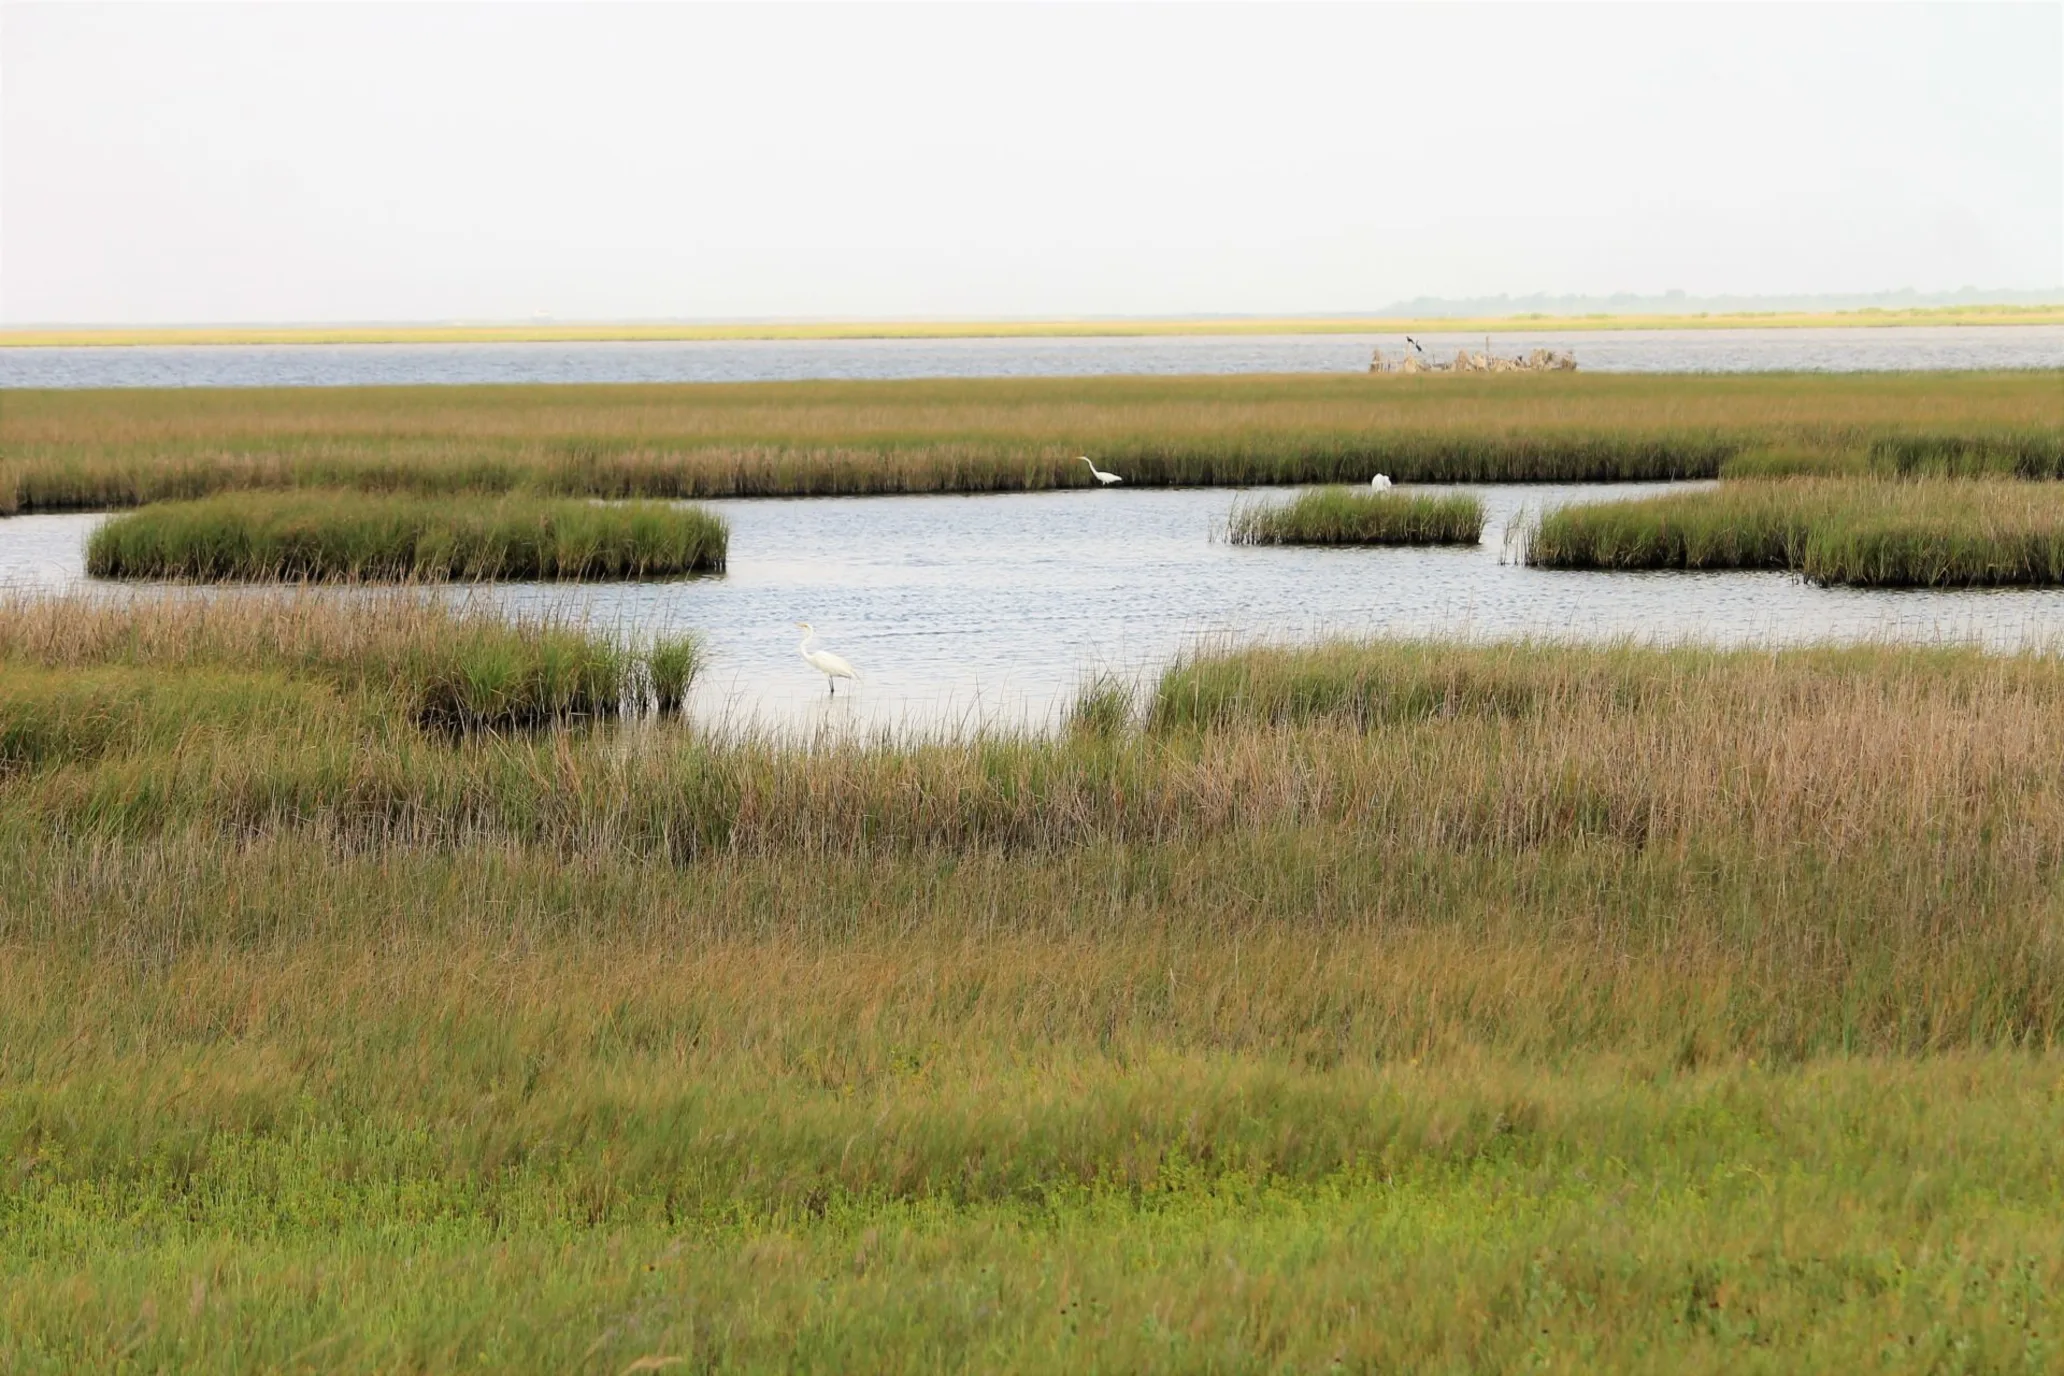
[799,628,815,656]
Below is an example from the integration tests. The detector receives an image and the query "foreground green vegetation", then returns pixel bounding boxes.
[83,491,727,581]
[8,1034,2058,1372]
[0,597,697,741]
[1226,486,1485,545]
[5,371,2058,509]
[4,301,2057,347]
[1530,477,2064,587]
[5,595,2064,1367]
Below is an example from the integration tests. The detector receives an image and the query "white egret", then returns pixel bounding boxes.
[794,621,860,695]
[1370,474,1393,490]
[1079,455,1123,486]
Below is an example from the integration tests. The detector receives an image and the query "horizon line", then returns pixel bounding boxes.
[5,302,2063,348]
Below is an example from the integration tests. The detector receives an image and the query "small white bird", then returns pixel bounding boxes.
[1079,455,1123,486]
[795,621,860,696]
[1370,474,1393,490]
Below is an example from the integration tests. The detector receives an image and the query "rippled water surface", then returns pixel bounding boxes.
[11,485,2064,733]
[5,326,2060,389]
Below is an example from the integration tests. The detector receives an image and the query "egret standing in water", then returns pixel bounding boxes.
[1370,474,1393,490]
[1079,455,1123,486]
[795,622,860,695]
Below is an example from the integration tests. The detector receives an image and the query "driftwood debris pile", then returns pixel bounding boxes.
[1370,341,1577,375]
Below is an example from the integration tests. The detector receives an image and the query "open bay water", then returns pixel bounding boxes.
[10,483,2064,734]
[3,325,2061,389]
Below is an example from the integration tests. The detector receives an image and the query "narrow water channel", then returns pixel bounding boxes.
[8,482,2064,733]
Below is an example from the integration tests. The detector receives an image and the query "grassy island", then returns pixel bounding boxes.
[5,596,2064,1368]
[1530,478,2064,587]
[84,491,728,582]
[1227,486,1485,545]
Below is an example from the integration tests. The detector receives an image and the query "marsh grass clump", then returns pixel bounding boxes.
[1067,671,1135,736]
[1802,502,2064,587]
[1148,637,1665,731]
[645,633,703,715]
[409,625,638,732]
[1227,487,1485,546]
[1868,430,2064,479]
[1716,445,1872,479]
[0,665,344,774]
[1529,478,2064,587]
[1528,482,1808,573]
[83,491,728,582]
[0,592,695,733]
[1718,432,2064,481]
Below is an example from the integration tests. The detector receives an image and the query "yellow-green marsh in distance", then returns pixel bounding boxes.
[5,370,2059,510]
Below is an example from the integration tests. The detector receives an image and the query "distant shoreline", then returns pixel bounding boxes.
[3,304,2059,348]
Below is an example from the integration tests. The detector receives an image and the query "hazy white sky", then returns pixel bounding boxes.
[3,2,2059,324]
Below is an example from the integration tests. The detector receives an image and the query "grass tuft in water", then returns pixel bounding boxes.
[646,634,702,715]
[1227,487,1485,546]
[84,491,728,582]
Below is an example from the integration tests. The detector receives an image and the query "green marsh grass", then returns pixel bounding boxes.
[1227,486,1485,545]
[1718,430,2064,480]
[1530,477,2064,586]
[84,490,727,581]
[5,371,2058,510]
[645,633,702,715]
[8,601,2063,1051]
[9,601,2064,1366]
[1066,671,1135,737]
[0,665,347,773]
[0,592,696,731]
[1870,429,2064,478]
